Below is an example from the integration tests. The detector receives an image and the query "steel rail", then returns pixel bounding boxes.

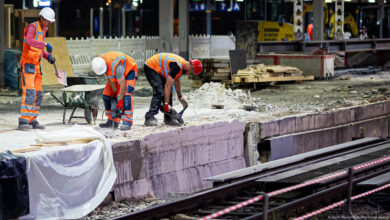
[244,156,390,219]
[113,139,389,220]
[257,38,390,53]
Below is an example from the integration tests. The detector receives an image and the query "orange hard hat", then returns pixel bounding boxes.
[190,59,203,75]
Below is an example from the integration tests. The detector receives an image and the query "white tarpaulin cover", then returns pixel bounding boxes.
[19,125,117,219]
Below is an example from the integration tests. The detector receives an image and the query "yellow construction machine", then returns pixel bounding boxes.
[303,1,359,39]
[257,21,295,42]
[246,0,358,42]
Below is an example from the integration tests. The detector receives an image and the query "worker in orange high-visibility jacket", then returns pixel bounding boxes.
[91,52,138,131]
[307,23,313,41]
[18,7,56,130]
[144,53,202,126]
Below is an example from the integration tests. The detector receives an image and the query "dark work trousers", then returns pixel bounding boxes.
[144,64,172,121]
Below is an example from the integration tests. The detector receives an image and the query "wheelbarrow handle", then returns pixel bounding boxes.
[50,93,65,106]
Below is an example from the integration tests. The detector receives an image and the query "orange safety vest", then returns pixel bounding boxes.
[307,24,313,41]
[21,21,45,65]
[99,52,138,82]
[146,53,187,79]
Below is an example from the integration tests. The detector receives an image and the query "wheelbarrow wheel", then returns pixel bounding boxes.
[84,106,92,124]
[91,106,98,123]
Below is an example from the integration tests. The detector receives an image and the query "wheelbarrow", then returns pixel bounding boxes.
[50,85,105,124]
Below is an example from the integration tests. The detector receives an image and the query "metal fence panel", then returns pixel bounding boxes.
[66,35,235,75]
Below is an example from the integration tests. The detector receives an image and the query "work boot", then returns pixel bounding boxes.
[164,118,182,126]
[31,121,45,129]
[120,124,132,131]
[99,120,119,128]
[144,117,158,126]
[18,122,30,130]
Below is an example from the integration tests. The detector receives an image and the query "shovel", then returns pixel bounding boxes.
[51,54,67,86]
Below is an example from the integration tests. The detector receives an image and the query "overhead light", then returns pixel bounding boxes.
[368,0,375,2]
[325,0,332,2]
[237,0,244,2]
[133,1,138,7]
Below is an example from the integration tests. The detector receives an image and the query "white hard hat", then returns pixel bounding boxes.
[91,57,107,75]
[39,7,55,22]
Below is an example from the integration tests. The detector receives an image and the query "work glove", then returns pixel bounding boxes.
[47,54,56,64]
[163,103,174,113]
[178,95,188,108]
[45,43,53,53]
[116,99,124,111]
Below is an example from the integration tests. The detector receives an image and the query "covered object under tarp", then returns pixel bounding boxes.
[0,126,117,219]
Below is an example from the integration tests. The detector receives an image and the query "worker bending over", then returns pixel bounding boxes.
[144,53,202,126]
[18,7,56,130]
[91,51,138,131]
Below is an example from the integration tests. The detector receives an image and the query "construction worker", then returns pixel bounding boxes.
[144,53,202,126]
[307,23,313,41]
[91,52,138,131]
[18,7,56,130]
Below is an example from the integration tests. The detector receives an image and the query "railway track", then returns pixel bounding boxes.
[113,137,390,220]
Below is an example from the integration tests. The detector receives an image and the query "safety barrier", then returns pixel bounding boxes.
[66,35,235,74]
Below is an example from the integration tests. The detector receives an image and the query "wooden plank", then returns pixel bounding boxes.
[232,77,242,83]
[216,68,231,73]
[41,37,75,85]
[244,75,314,83]
[211,75,230,81]
[210,63,230,68]
[211,72,230,77]
[231,75,314,83]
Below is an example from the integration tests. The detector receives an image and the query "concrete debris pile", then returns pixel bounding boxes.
[185,82,247,109]
[184,82,279,111]
[237,64,303,77]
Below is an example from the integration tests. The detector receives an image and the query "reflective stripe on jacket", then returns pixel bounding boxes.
[145,53,186,79]
[99,51,138,82]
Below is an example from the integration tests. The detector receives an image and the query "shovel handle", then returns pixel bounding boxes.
[53,62,59,78]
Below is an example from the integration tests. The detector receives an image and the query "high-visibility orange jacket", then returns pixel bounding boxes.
[307,24,313,41]
[99,51,138,83]
[145,53,187,80]
[21,21,46,65]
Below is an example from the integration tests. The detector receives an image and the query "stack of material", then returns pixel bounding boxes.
[237,64,302,77]
[202,59,231,81]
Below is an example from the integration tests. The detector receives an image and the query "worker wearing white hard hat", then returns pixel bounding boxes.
[18,7,56,130]
[91,52,139,131]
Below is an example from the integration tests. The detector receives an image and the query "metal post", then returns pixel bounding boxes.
[347,168,355,219]
[0,0,5,87]
[122,7,126,37]
[90,8,94,37]
[334,0,344,40]
[262,192,269,220]
[378,0,385,39]
[313,0,324,41]
[99,7,104,37]
[388,7,390,38]
[159,0,174,52]
[206,0,211,35]
[179,0,189,59]
[293,0,304,40]
[109,5,112,37]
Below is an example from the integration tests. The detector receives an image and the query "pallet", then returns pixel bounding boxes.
[232,75,314,83]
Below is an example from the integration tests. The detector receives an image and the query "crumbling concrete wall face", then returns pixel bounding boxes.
[245,101,390,166]
[244,123,261,167]
[112,119,246,201]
